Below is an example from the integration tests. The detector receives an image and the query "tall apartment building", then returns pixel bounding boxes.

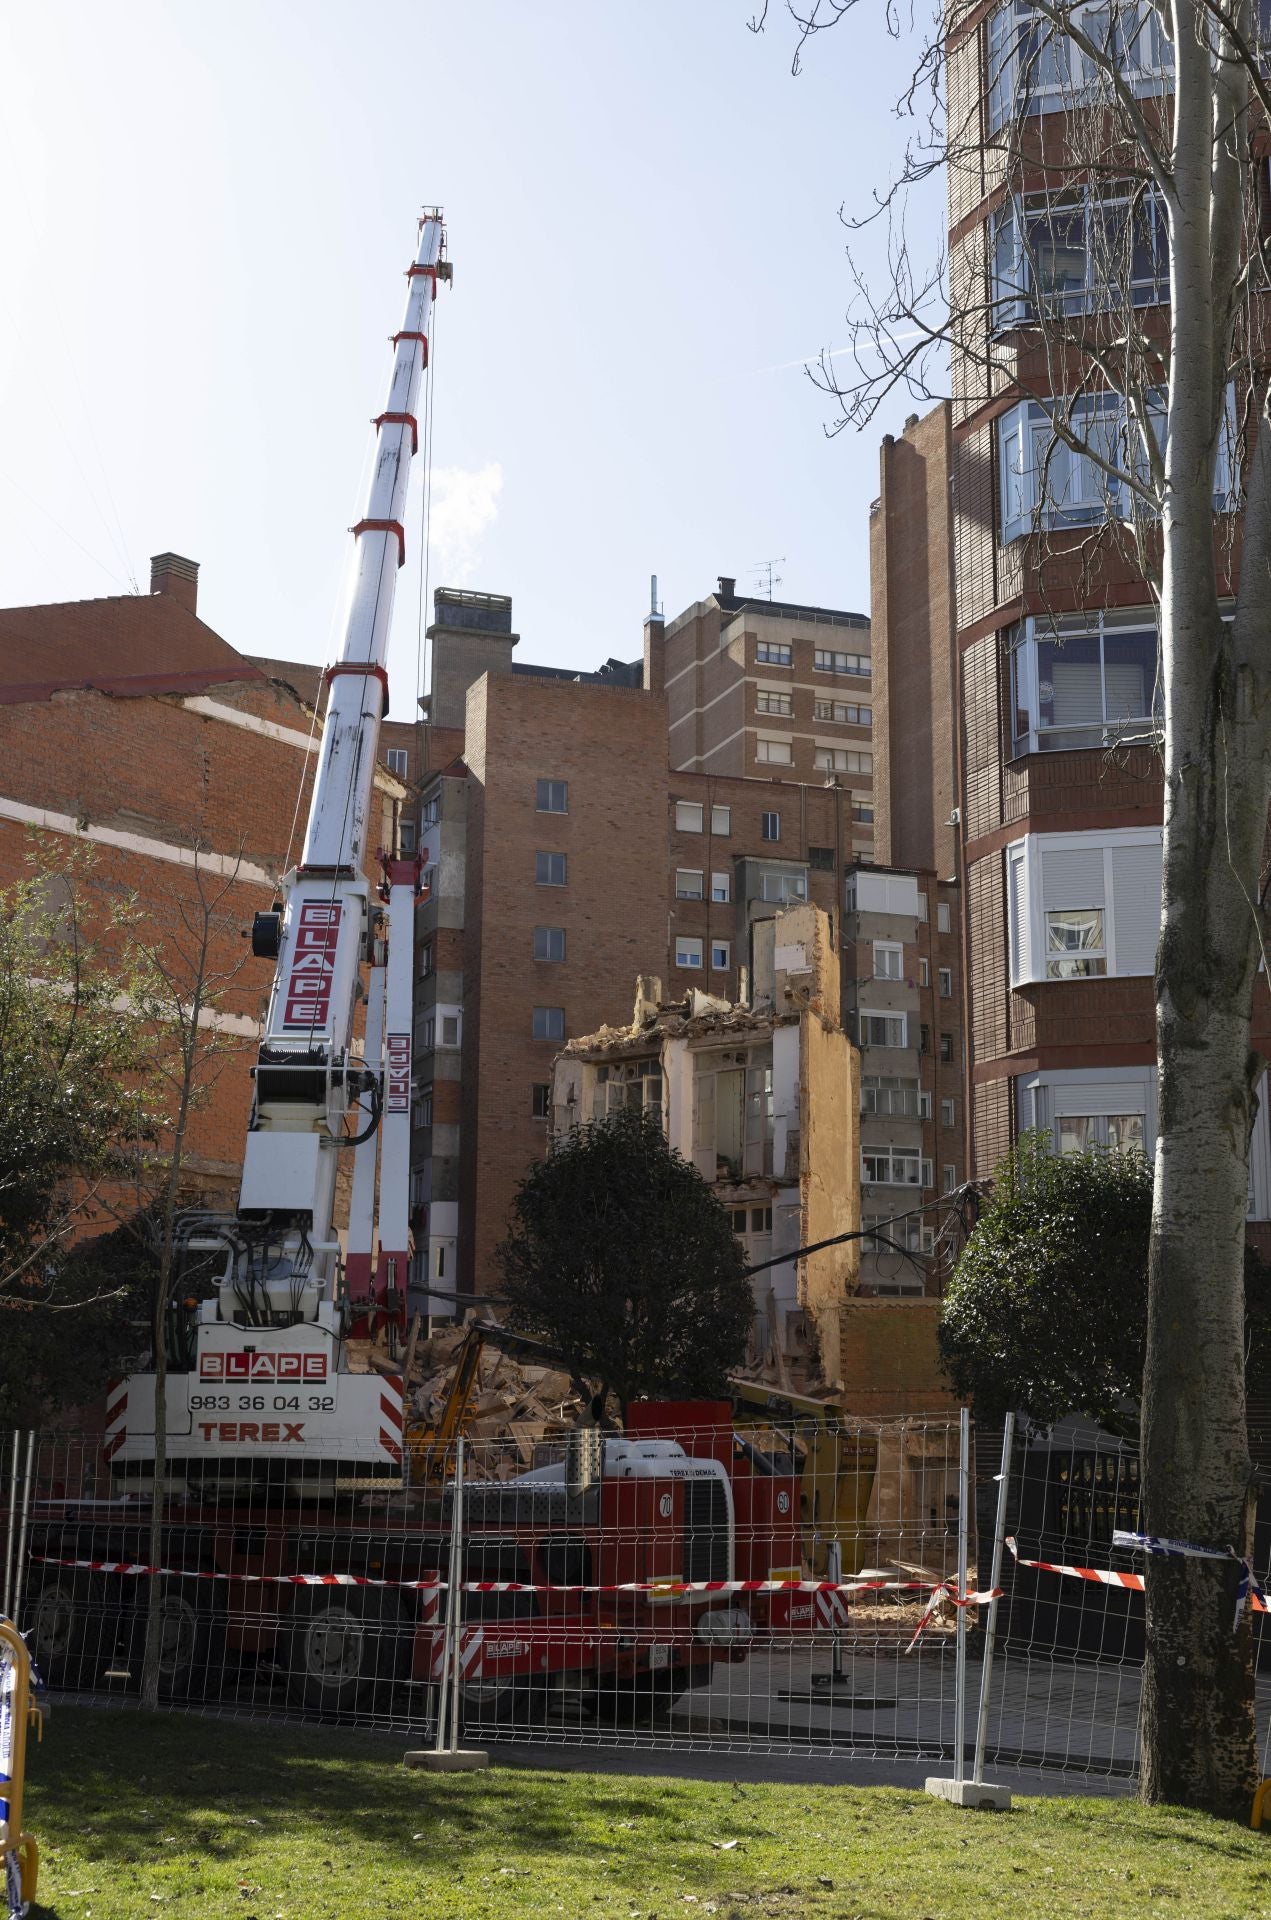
[936,10,1271,1214]
[408,579,887,1322]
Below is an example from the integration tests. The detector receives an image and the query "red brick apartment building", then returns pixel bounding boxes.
[907,10,1271,1219]
[0,553,405,1211]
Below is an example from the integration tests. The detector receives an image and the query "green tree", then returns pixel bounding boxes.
[939,1132,1153,1431]
[496,1107,755,1414]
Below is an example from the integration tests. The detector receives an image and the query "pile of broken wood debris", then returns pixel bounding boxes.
[408,1322,586,1466]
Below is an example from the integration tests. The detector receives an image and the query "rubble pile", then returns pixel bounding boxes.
[408,1323,586,1461]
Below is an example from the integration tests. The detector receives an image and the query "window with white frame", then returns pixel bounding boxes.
[916,891,928,922]
[991,187,1167,330]
[859,1009,907,1048]
[420,1016,435,1050]
[761,811,781,841]
[421,792,441,827]
[862,1148,931,1186]
[536,778,568,813]
[532,1006,565,1042]
[675,869,704,900]
[419,940,434,978]
[937,902,951,934]
[853,801,874,825]
[675,800,704,832]
[399,817,417,854]
[1007,829,1162,983]
[695,1046,773,1179]
[1058,1111,1145,1153]
[676,935,704,969]
[594,1057,663,1124]
[416,1084,433,1129]
[863,1213,936,1257]
[1010,610,1162,754]
[441,1014,459,1047]
[711,804,731,835]
[919,1089,933,1120]
[711,871,731,903]
[711,939,730,970]
[986,0,1173,133]
[533,925,566,962]
[942,1096,956,1129]
[999,387,1237,541]
[815,747,873,774]
[938,966,953,997]
[756,690,793,715]
[918,958,930,987]
[745,1049,775,1176]
[873,940,904,980]
[756,737,792,765]
[814,699,871,723]
[536,851,567,886]
[756,641,792,666]
[814,648,870,676]
[943,1164,958,1193]
[861,1074,921,1116]
[759,868,807,904]
[385,747,409,777]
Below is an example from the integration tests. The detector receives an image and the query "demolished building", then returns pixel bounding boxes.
[549,902,859,1391]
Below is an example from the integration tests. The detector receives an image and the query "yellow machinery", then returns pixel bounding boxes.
[404,1320,583,1482]
[730,1378,879,1574]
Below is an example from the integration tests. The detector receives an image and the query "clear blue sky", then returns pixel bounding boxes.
[0,1,942,700]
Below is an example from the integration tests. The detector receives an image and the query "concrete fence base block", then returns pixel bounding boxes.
[924,1776,1013,1810]
[403,1748,490,1773]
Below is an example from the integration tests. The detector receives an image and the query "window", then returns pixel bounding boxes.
[919,1090,933,1120]
[1046,906,1107,978]
[416,1086,434,1129]
[814,648,870,677]
[441,1015,459,1046]
[759,868,807,903]
[943,1164,958,1194]
[862,1149,932,1187]
[419,940,434,978]
[937,903,951,934]
[533,925,567,962]
[1010,610,1163,754]
[991,188,1167,330]
[676,935,704,969]
[532,1006,565,1042]
[987,0,1173,133]
[942,1097,956,1130]
[814,747,873,774]
[536,779,568,813]
[711,940,731,970]
[532,1083,551,1119]
[919,1024,931,1053]
[421,792,440,827]
[761,811,781,841]
[751,1205,772,1233]
[594,1057,663,1123]
[676,800,704,833]
[852,803,875,825]
[940,1032,955,1063]
[536,851,567,886]
[385,747,409,777]
[916,891,929,922]
[711,871,731,903]
[756,641,792,666]
[756,690,792,715]
[938,966,953,997]
[918,958,930,987]
[863,1214,936,1258]
[860,1010,907,1048]
[873,941,904,980]
[861,1074,921,1117]
[1058,1111,1146,1154]
[399,818,417,854]
[420,1016,435,1050]
[755,738,792,765]
[711,804,731,836]
[676,869,704,900]
[814,699,872,724]
[808,846,835,871]
[998,387,1237,543]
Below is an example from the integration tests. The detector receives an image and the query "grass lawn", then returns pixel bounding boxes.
[18,1707,1271,1919]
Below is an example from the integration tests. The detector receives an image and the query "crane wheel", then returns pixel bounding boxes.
[25,1570,104,1690]
[284,1586,409,1715]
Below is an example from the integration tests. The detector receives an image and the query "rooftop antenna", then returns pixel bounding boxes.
[752,556,785,601]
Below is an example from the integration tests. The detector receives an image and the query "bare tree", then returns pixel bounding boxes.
[755,0,1271,1811]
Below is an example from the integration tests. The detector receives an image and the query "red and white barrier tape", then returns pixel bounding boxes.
[27,1553,994,1609]
[1006,1536,1270,1620]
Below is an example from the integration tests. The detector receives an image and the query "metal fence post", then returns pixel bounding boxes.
[2,1432,20,1622]
[10,1435,36,1631]
[953,1405,969,1786]
[827,1538,844,1682]
[433,1437,463,1755]
[446,1436,466,1753]
[972,1413,1015,1786]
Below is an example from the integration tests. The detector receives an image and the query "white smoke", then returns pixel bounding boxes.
[428,462,503,585]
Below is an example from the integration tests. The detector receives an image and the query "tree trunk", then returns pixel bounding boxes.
[140,1255,168,1709]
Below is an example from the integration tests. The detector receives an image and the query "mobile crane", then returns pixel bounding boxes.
[22,213,811,1724]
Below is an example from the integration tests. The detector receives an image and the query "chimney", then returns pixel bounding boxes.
[150,552,199,616]
[717,575,736,602]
